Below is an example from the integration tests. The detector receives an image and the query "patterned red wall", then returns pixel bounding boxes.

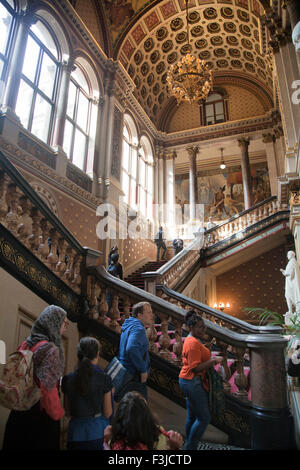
[216,245,287,323]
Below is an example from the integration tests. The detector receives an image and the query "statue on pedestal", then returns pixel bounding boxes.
[280,251,300,324]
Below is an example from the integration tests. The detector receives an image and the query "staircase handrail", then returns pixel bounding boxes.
[142,197,289,291]
[156,284,284,335]
[141,236,203,291]
[85,265,289,413]
[0,150,84,255]
[205,196,278,235]
[86,265,286,345]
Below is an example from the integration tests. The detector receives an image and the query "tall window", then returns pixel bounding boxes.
[204,92,227,125]
[63,64,98,172]
[139,136,153,219]
[0,0,17,100]
[121,119,137,209]
[15,20,60,144]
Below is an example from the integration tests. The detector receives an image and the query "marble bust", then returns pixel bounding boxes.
[280,251,300,324]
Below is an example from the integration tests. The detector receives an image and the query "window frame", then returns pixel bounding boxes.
[63,64,98,173]
[0,0,18,90]
[200,89,229,126]
[15,21,60,144]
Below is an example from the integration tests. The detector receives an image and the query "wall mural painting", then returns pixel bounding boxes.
[175,164,271,222]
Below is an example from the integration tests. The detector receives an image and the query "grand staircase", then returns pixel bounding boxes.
[0,148,297,450]
[125,261,166,290]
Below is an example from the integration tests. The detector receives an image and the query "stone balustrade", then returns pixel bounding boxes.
[85,265,288,404]
[0,161,85,294]
[205,197,287,248]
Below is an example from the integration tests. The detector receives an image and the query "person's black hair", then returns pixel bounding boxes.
[74,337,100,396]
[111,253,119,263]
[110,392,160,449]
[132,301,150,318]
[185,310,204,329]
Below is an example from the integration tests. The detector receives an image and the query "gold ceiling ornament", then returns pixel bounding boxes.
[166,0,213,105]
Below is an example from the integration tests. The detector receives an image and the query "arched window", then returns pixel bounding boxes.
[15,19,60,144]
[121,114,138,210]
[63,61,99,173]
[139,135,153,219]
[202,91,228,126]
[0,0,18,100]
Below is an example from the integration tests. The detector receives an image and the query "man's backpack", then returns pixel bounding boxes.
[0,340,48,411]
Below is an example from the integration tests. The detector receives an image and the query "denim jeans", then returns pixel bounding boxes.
[179,376,211,450]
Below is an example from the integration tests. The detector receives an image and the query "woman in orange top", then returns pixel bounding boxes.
[179,310,222,450]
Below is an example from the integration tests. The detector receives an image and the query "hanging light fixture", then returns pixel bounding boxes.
[219,148,226,169]
[166,0,213,104]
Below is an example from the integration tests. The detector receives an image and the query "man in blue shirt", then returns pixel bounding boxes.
[118,302,154,400]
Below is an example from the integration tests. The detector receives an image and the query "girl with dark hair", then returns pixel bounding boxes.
[62,337,113,450]
[104,391,182,450]
[3,305,68,450]
[179,310,223,450]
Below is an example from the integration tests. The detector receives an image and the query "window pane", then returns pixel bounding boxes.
[147,166,153,194]
[122,171,129,204]
[131,148,137,176]
[72,67,89,94]
[67,81,77,118]
[38,51,57,99]
[22,35,40,83]
[72,129,87,170]
[140,188,146,216]
[63,119,74,158]
[147,193,153,219]
[0,3,12,56]
[31,21,58,60]
[89,101,98,140]
[76,91,89,131]
[123,124,129,140]
[130,179,137,209]
[0,58,4,80]
[139,159,146,186]
[206,93,221,103]
[122,140,130,171]
[15,79,34,128]
[205,104,214,117]
[215,101,224,115]
[31,94,52,143]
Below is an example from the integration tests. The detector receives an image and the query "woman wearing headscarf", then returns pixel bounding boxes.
[2,305,68,450]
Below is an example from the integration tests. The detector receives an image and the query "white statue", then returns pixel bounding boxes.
[280,251,300,324]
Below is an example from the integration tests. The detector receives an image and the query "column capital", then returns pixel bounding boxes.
[262,133,275,144]
[165,150,177,160]
[186,146,199,160]
[62,57,76,75]
[238,137,250,150]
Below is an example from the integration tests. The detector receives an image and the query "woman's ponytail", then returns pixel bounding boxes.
[74,337,100,396]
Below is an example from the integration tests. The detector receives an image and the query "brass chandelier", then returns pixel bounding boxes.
[166,0,213,104]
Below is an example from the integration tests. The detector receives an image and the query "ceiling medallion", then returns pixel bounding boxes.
[166,0,213,105]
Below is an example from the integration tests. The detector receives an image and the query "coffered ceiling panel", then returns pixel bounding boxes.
[103,1,273,129]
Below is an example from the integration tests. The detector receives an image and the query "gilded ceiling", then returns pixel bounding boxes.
[102,1,274,128]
